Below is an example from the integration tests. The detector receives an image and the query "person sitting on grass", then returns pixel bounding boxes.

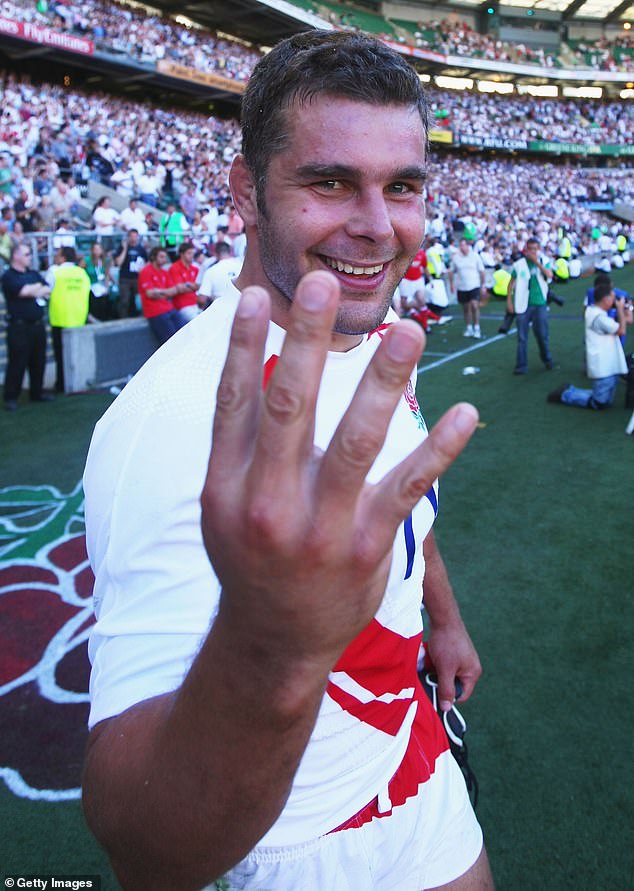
[547,281,632,410]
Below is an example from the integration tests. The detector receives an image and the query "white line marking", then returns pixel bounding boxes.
[418,333,514,375]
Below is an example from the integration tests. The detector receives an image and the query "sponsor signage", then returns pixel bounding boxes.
[0,17,93,54]
[157,60,246,94]
[429,129,453,144]
[458,134,528,150]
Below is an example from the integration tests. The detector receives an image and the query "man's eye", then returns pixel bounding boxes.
[315,180,343,190]
[388,182,422,195]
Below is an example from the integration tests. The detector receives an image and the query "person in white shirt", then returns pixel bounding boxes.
[82,30,491,891]
[119,198,147,235]
[92,196,120,236]
[548,281,632,408]
[448,238,486,338]
[197,245,243,307]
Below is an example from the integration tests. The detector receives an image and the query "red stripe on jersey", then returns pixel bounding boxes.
[328,619,421,735]
[329,690,449,833]
[262,355,279,390]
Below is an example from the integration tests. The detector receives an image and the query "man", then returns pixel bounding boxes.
[548,281,632,409]
[159,202,189,258]
[168,241,201,322]
[197,241,243,308]
[46,246,91,392]
[2,242,52,410]
[137,246,188,344]
[507,237,554,375]
[449,238,486,339]
[119,198,148,235]
[82,31,492,891]
[114,229,147,318]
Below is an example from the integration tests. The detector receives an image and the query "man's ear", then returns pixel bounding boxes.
[229,155,258,227]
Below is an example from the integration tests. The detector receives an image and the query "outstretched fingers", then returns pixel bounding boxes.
[316,320,426,518]
[207,286,271,477]
[251,271,340,479]
[364,403,479,547]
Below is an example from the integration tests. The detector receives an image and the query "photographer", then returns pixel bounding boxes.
[548,282,633,409]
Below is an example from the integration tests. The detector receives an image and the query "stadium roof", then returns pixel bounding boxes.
[440,0,634,23]
[157,1,634,47]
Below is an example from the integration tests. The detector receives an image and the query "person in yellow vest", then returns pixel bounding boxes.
[47,246,91,392]
[557,229,572,261]
[553,257,570,282]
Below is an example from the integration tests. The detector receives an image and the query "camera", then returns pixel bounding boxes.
[547,289,565,308]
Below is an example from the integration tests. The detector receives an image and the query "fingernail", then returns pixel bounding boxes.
[298,278,331,311]
[453,404,479,434]
[386,327,419,362]
[237,289,260,318]
[440,699,453,713]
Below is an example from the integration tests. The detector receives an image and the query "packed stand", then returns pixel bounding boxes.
[0,0,261,82]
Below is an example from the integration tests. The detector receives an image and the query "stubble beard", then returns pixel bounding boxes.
[258,217,398,337]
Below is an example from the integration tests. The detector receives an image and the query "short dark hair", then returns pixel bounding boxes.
[149,246,166,263]
[593,272,611,288]
[525,237,540,249]
[215,241,232,257]
[178,241,195,255]
[240,29,429,211]
[594,281,613,303]
[60,246,77,263]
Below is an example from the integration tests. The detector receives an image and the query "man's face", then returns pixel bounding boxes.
[155,250,169,268]
[459,240,470,255]
[13,244,32,270]
[524,242,539,263]
[128,230,139,246]
[250,97,427,344]
[181,248,195,266]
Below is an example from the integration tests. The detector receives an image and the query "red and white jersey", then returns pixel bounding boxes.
[84,290,445,847]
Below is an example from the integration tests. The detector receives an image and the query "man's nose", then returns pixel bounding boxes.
[345,191,395,243]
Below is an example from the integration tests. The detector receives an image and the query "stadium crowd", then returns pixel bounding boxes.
[427,88,634,146]
[3,0,634,78]
[0,0,261,81]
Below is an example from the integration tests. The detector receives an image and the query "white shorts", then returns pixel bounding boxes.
[215,750,483,890]
[399,277,426,302]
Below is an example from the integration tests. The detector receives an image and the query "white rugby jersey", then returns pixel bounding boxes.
[84,290,443,846]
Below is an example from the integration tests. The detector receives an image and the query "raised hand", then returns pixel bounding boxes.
[201,270,479,673]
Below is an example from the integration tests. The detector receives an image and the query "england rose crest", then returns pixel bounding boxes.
[0,482,94,801]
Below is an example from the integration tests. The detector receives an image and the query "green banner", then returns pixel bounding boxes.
[528,140,634,156]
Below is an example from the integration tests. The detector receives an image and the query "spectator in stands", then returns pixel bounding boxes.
[92,195,120,236]
[137,245,188,344]
[168,241,200,323]
[119,197,147,234]
[196,240,242,308]
[114,229,147,318]
[136,163,162,207]
[48,177,77,223]
[85,241,115,321]
[159,202,189,258]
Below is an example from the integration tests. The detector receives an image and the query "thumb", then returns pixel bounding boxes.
[436,668,458,713]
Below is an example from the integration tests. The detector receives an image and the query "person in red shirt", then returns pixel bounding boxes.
[398,246,427,314]
[168,241,202,323]
[138,247,189,345]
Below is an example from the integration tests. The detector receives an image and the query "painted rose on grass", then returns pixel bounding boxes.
[0,483,94,801]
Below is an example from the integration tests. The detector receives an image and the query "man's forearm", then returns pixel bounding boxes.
[83,604,332,891]
[422,530,481,708]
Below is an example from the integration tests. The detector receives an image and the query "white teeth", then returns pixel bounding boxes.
[324,258,384,275]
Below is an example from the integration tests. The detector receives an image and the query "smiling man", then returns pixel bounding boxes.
[82,31,492,891]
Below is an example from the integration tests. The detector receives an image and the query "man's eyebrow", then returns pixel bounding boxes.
[294,164,428,182]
